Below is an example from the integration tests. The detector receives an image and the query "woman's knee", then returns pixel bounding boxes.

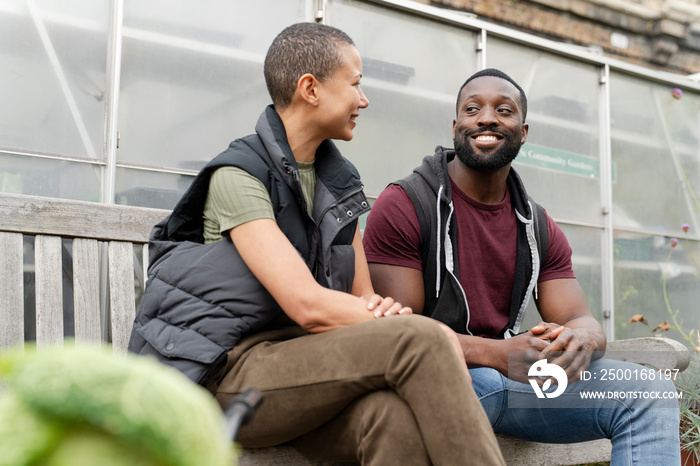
[354,390,430,464]
[384,314,453,352]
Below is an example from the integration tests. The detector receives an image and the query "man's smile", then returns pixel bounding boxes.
[473,134,500,142]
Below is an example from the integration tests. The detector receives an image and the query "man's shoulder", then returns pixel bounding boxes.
[364,184,423,268]
[374,183,414,209]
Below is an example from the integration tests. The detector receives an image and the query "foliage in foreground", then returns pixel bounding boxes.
[0,343,236,466]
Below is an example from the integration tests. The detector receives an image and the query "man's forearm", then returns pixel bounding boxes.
[457,334,505,370]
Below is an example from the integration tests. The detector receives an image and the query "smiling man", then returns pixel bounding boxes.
[363,68,681,465]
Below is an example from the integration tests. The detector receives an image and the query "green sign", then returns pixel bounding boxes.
[515,143,600,179]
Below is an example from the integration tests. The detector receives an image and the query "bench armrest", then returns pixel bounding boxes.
[605,337,690,372]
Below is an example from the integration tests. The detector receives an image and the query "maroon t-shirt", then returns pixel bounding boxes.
[363,180,575,338]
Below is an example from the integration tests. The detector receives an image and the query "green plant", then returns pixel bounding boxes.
[677,354,700,465]
[0,343,236,466]
[629,220,700,464]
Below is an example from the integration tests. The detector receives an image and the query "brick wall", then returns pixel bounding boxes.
[411,0,700,75]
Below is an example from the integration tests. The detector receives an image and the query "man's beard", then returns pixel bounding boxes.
[454,128,522,172]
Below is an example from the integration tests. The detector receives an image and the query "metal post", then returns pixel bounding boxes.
[103,0,124,205]
[315,0,327,23]
[100,0,124,342]
[476,29,487,70]
[599,64,615,340]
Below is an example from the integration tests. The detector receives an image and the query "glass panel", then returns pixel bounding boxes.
[614,230,700,344]
[0,152,101,200]
[611,72,700,236]
[118,0,307,171]
[327,0,478,198]
[115,167,193,210]
[0,0,109,159]
[487,38,603,225]
[519,224,604,330]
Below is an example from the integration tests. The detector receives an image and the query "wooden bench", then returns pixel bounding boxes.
[0,192,691,466]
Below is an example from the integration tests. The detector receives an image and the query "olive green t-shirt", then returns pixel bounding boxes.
[202,162,316,244]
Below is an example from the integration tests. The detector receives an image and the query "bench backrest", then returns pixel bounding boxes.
[0,193,169,354]
[0,192,691,369]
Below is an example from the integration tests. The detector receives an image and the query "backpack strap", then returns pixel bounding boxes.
[394,173,446,311]
[394,174,437,270]
[529,197,549,268]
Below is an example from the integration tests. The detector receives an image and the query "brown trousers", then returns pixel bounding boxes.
[214,315,505,466]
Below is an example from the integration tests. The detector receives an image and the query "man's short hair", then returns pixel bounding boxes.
[456,68,528,122]
[264,22,355,110]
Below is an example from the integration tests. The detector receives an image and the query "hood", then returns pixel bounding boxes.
[413,145,535,311]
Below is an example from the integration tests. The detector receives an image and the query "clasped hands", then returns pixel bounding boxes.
[504,322,599,385]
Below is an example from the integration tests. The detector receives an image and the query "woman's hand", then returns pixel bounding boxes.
[362,294,412,318]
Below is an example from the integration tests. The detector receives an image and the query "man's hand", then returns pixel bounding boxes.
[531,279,607,384]
[530,322,565,341]
[491,331,551,384]
[532,322,600,383]
[479,321,601,385]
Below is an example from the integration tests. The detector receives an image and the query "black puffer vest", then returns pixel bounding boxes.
[128,106,370,385]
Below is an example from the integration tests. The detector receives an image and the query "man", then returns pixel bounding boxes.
[363,68,681,465]
[129,24,505,465]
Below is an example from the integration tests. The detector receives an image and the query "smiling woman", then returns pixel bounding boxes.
[313,45,369,143]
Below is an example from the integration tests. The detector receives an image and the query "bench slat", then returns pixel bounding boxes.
[35,235,64,347]
[109,241,136,354]
[0,232,24,350]
[73,238,102,344]
[0,192,167,242]
[238,437,613,466]
[497,435,611,466]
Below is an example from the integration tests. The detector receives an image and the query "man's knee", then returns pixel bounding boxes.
[471,367,507,398]
[470,367,507,425]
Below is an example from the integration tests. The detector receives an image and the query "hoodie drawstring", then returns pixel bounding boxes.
[435,184,444,298]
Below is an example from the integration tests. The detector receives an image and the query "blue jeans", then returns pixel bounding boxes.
[471,358,680,465]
